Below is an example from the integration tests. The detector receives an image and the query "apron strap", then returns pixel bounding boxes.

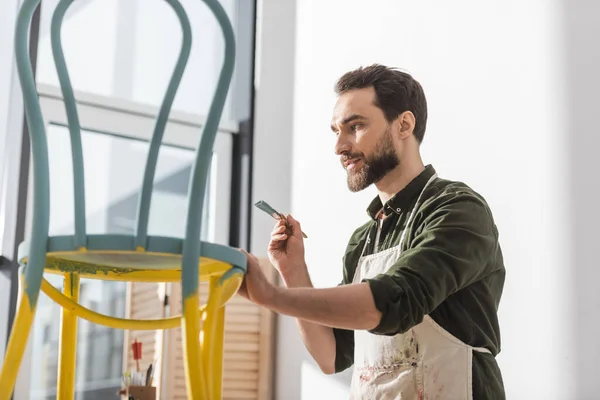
[398,173,438,247]
[359,233,371,258]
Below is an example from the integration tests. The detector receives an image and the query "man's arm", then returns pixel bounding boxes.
[260,281,382,331]
[246,190,498,339]
[366,191,500,335]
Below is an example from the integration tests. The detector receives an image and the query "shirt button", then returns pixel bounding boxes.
[396,208,401,212]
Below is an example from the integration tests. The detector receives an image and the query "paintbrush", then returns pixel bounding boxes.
[254,200,308,238]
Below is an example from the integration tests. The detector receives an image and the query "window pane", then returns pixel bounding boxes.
[30,276,127,400]
[36,0,248,122]
[45,124,209,239]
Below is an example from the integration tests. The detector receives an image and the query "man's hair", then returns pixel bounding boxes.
[334,64,428,143]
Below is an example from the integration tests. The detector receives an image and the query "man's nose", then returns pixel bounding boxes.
[334,133,351,155]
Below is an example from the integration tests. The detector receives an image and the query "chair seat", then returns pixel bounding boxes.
[18,234,247,282]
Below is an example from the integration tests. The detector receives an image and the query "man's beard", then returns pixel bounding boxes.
[342,128,400,192]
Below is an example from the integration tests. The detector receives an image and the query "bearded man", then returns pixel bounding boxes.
[239,64,506,400]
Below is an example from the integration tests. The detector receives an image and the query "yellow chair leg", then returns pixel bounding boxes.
[57,273,80,400]
[0,290,36,400]
[182,293,208,400]
[204,277,225,400]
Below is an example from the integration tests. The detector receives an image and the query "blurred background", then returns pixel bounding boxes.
[0,0,598,399]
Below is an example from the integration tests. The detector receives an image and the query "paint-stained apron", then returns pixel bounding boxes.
[349,174,491,400]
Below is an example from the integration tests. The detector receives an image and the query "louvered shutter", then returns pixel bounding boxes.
[124,258,276,399]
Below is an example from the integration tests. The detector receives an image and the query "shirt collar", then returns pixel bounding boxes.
[367,165,437,220]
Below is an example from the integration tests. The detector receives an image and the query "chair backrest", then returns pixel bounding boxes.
[15,0,236,303]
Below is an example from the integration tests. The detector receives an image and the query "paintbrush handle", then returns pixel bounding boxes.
[278,213,308,239]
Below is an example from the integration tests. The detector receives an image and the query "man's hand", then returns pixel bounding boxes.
[268,215,308,285]
[238,250,277,306]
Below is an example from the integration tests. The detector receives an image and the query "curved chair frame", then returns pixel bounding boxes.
[0,1,243,399]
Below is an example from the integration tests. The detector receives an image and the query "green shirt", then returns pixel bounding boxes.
[333,165,505,400]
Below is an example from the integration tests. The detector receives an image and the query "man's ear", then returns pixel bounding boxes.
[394,111,416,140]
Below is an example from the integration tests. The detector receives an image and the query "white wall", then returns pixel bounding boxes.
[561,0,600,394]
[253,0,600,398]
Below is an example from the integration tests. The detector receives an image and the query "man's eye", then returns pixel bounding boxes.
[350,124,361,131]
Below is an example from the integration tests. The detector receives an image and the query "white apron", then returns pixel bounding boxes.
[350,174,491,400]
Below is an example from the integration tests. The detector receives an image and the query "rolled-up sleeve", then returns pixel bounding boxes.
[333,327,354,372]
[364,192,498,336]
[333,274,356,372]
